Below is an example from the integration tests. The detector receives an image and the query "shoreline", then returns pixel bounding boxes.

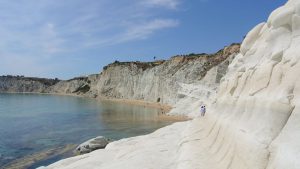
[2,145,77,169]
[98,97,172,113]
[0,92,188,120]
[0,91,189,169]
[97,97,190,121]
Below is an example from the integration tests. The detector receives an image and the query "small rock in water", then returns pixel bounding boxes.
[4,156,15,160]
[75,136,111,154]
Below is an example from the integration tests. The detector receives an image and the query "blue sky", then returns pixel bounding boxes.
[0,0,286,79]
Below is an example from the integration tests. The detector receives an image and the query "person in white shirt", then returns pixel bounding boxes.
[200,105,206,116]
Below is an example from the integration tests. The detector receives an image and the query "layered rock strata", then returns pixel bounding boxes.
[0,44,240,107]
[0,76,59,93]
[94,44,239,105]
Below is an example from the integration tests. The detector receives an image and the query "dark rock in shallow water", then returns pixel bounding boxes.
[75,136,111,154]
[2,145,76,169]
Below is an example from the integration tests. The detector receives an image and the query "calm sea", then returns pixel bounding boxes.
[0,93,177,168]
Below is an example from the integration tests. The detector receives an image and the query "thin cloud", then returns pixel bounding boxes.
[40,23,65,54]
[0,0,181,78]
[86,19,179,47]
[143,0,180,9]
[121,19,179,41]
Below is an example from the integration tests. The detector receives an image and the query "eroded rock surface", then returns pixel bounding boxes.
[0,44,239,107]
[75,136,111,155]
[0,76,59,93]
[94,44,239,105]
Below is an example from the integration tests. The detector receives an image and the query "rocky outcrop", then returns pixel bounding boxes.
[75,136,111,155]
[0,76,59,93]
[0,74,98,96]
[171,1,300,168]
[50,76,91,95]
[0,44,240,107]
[94,43,240,105]
[209,1,300,168]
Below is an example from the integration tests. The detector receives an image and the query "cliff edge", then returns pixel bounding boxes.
[0,44,240,108]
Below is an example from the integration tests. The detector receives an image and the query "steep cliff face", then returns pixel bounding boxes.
[0,76,59,93]
[49,75,98,96]
[0,74,98,96]
[174,1,300,168]
[94,44,240,105]
[211,1,300,168]
[0,44,240,106]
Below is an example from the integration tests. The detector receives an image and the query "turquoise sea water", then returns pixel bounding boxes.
[0,93,176,167]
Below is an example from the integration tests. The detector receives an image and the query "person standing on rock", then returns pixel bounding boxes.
[200,105,206,116]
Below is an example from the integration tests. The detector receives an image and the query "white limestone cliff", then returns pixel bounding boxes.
[0,46,238,105]
[0,76,59,93]
[39,1,300,169]
[93,47,238,106]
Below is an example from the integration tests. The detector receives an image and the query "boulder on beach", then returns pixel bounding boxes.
[75,136,111,154]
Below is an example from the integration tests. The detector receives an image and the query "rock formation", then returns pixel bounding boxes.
[75,136,111,155]
[0,44,240,106]
[37,0,300,169]
[94,44,239,105]
[0,76,59,93]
